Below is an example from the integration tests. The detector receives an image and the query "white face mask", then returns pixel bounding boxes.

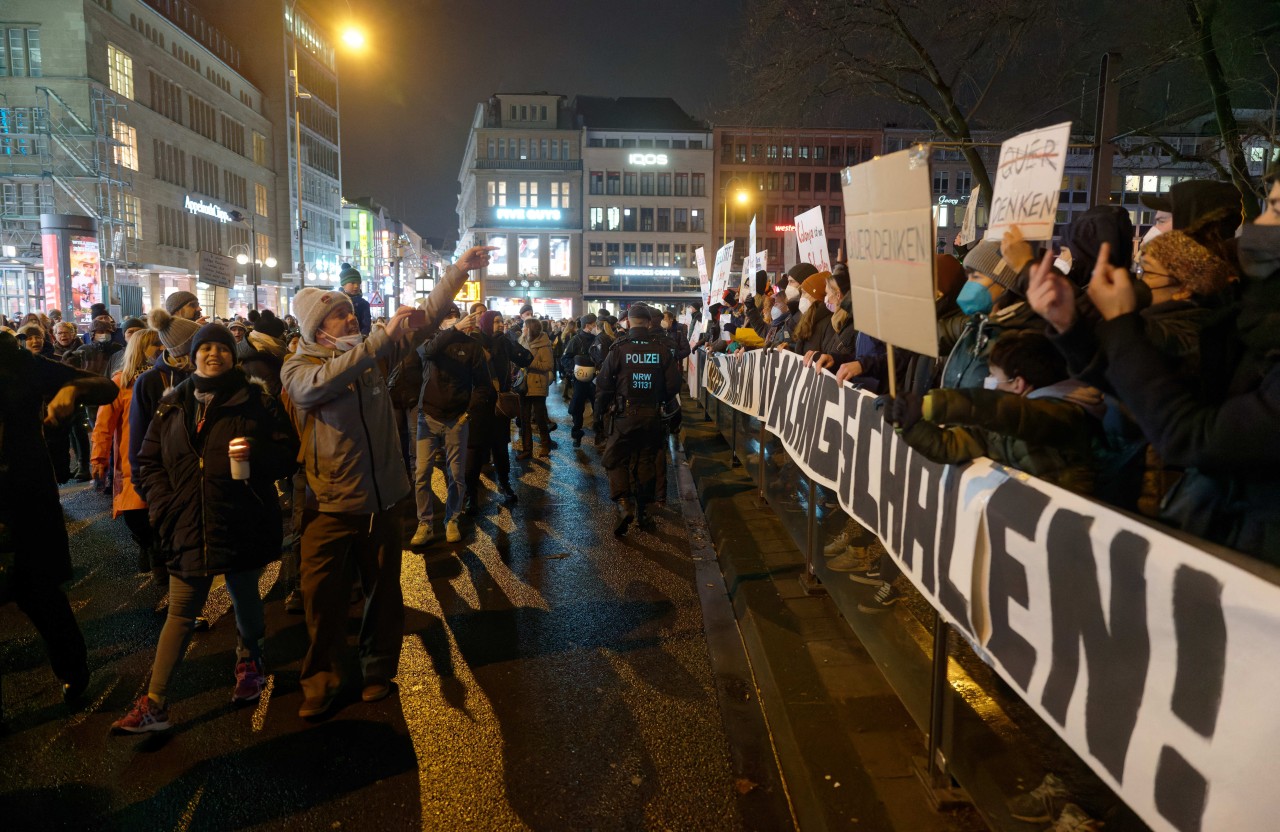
[94,333,112,343]
[770,305,784,321]
[329,332,363,352]
[785,283,801,302]
[799,296,813,315]
[983,375,999,390]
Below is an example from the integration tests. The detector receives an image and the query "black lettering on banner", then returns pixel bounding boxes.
[933,462,975,638]
[800,370,828,476]
[838,405,859,517]
[767,354,799,431]
[809,372,842,484]
[984,479,1047,690]
[852,395,882,532]
[901,452,943,589]
[1040,513,1150,782]
[878,426,911,557]
[1152,565,1225,832]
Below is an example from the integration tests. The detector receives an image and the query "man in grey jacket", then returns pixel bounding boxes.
[282,245,493,718]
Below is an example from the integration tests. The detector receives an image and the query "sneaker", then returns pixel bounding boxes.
[410,522,434,547]
[613,498,636,537]
[445,519,461,543]
[192,616,211,632]
[298,687,337,719]
[826,551,866,572]
[111,695,170,733]
[1046,803,1101,832]
[500,484,518,504]
[857,581,902,614]
[1008,773,1071,823]
[62,667,90,704]
[848,564,883,585]
[233,658,265,702]
[361,678,392,702]
[573,435,582,448]
[284,588,305,614]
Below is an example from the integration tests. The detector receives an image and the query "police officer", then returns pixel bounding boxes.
[594,303,681,536]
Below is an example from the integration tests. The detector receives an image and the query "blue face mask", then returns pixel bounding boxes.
[957,280,994,316]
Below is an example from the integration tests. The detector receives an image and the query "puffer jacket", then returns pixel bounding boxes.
[137,371,298,577]
[91,372,146,518]
[939,300,1043,390]
[901,380,1106,495]
[281,263,470,514]
[128,352,192,478]
[418,326,490,421]
[521,332,554,397]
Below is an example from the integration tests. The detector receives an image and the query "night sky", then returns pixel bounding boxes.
[337,0,746,243]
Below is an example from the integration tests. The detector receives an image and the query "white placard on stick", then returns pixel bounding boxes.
[985,121,1071,241]
[695,246,709,313]
[742,216,758,295]
[710,241,734,304]
[793,206,831,273]
[954,184,982,247]
[842,148,939,358]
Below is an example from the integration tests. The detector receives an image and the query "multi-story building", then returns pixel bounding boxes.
[193,0,347,291]
[456,92,583,318]
[340,195,428,317]
[0,0,283,319]
[578,96,712,314]
[713,127,883,279]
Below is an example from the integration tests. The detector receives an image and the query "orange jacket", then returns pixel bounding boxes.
[91,372,146,517]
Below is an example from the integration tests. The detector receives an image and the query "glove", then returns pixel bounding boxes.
[884,392,924,431]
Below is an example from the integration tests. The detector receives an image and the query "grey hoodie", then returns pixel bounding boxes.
[281,264,469,514]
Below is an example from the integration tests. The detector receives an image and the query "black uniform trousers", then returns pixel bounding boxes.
[602,412,664,503]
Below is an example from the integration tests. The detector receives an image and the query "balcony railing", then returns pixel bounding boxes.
[474,159,583,172]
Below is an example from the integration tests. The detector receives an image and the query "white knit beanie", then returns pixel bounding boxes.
[293,287,353,344]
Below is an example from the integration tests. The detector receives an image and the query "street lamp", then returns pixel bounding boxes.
[289,2,365,290]
[721,175,752,247]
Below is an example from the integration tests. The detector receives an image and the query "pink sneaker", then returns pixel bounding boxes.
[233,658,265,702]
[111,695,170,734]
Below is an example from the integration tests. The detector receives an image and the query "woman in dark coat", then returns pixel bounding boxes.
[111,324,298,733]
[466,311,532,511]
[0,333,117,705]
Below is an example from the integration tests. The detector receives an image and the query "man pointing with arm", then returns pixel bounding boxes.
[282,246,494,718]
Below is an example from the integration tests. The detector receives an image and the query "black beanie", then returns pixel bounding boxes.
[755,270,769,296]
[190,323,238,358]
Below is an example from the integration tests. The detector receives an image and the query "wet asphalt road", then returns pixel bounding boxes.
[0,393,744,831]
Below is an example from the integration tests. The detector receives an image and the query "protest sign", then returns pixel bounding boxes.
[954,184,982,247]
[985,121,1071,241]
[702,346,1280,832]
[793,206,831,273]
[842,148,939,357]
[783,227,798,272]
[710,241,734,303]
[695,246,709,313]
[741,216,758,295]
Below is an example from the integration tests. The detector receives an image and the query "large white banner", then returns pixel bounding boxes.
[710,241,734,303]
[704,347,1280,832]
[793,206,832,273]
[986,121,1072,241]
[842,149,939,357]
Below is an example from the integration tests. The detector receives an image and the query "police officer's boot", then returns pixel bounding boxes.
[614,498,636,537]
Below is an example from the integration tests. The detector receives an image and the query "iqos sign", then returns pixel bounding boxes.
[628,153,668,167]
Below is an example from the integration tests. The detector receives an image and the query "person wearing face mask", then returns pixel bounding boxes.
[281,245,491,718]
[768,263,816,349]
[938,239,1042,391]
[787,271,835,356]
[111,324,298,733]
[1086,170,1280,564]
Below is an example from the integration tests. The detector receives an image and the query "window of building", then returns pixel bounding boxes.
[107,43,133,98]
[193,214,221,254]
[254,182,268,216]
[589,242,604,267]
[640,173,654,195]
[589,206,604,231]
[829,205,841,226]
[829,173,841,191]
[606,243,620,266]
[956,171,973,193]
[519,181,538,207]
[256,231,270,261]
[639,243,654,266]
[673,244,688,266]
[640,207,654,232]
[657,173,671,196]
[487,181,497,207]
[624,172,637,195]
[549,235,569,276]
[657,207,670,232]
[519,138,528,159]
[933,171,949,194]
[622,243,637,265]
[223,170,247,208]
[606,206,621,231]
[799,172,812,191]
[510,105,517,120]
[561,139,570,160]
[768,173,780,191]
[115,192,141,242]
[551,181,570,208]
[605,138,620,148]
[540,139,549,159]
[590,171,604,195]
[621,139,637,148]
[814,146,826,161]
[782,145,793,160]
[540,106,548,121]
[498,138,507,159]
[0,28,42,77]
[664,139,678,149]
[674,173,688,196]
[496,181,506,206]
[149,70,183,123]
[657,243,671,266]
[112,120,137,170]
[814,173,827,193]
[550,140,559,160]
[765,204,778,224]
[520,105,527,120]
[691,173,705,197]
[606,171,621,195]
[783,173,795,191]
[252,131,267,166]
[484,234,508,275]
[622,207,637,232]
[690,209,705,233]
[157,205,189,249]
[674,208,688,232]
[191,156,218,198]
[736,144,747,162]
[798,145,810,160]
[487,138,495,158]
[767,145,778,161]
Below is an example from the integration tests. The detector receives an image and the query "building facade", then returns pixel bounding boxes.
[578,96,712,314]
[341,196,431,317]
[713,127,883,280]
[456,93,583,319]
[0,0,285,319]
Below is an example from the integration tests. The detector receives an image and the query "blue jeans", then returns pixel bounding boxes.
[415,412,468,525]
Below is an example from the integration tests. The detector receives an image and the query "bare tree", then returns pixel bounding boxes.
[735,0,1072,206]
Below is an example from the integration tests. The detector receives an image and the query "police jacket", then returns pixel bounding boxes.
[593,325,680,416]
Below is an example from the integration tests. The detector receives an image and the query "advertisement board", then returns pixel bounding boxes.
[69,235,101,319]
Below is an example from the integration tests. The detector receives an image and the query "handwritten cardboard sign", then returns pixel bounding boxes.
[710,241,734,304]
[985,121,1071,241]
[842,147,938,357]
[793,206,831,273]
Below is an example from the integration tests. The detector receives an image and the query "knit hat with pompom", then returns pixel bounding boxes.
[148,307,201,357]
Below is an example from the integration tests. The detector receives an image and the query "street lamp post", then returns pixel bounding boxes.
[721,176,751,247]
